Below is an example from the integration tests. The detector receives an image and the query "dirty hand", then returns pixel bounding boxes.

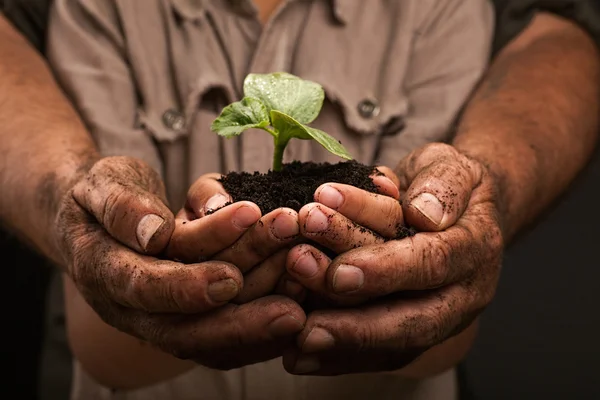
[282,143,504,375]
[167,173,301,303]
[56,156,305,370]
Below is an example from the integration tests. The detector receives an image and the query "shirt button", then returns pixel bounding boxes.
[162,109,186,131]
[357,98,380,119]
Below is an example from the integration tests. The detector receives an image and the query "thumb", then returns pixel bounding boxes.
[72,156,175,255]
[398,143,482,231]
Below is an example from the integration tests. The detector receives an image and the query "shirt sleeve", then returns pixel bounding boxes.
[492,0,600,53]
[46,0,163,175]
[1,0,51,52]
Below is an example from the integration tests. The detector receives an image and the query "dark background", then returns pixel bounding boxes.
[2,0,599,398]
[466,147,600,399]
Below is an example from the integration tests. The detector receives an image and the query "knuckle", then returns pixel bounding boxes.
[125,267,151,310]
[101,187,128,229]
[402,310,447,350]
[426,237,451,287]
[382,199,403,234]
[166,278,198,313]
[421,142,457,159]
[70,235,102,290]
[246,228,275,260]
[486,222,504,257]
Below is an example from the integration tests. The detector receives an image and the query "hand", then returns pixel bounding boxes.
[55,156,306,369]
[166,173,302,303]
[283,143,503,375]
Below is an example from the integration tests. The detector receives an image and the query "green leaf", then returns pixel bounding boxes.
[244,72,325,124]
[210,97,270,137]
[271,110,353,161]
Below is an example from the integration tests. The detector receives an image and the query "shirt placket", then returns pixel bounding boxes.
[239,0,305,173]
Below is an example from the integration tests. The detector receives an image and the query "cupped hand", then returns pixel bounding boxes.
[282,143,503,375]
[56,156,306,369]
[166,172,302,303]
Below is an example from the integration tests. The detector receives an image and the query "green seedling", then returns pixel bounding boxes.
[210,72,352,171]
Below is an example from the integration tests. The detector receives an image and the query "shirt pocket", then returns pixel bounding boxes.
[299,77,408,166]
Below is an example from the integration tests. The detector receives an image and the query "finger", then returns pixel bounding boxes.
[166,202,261,262]
[314,183,404,238]
[58,201,243,313]
[285,244,331,294]
[213,208,300,272]
[185,173,231,217]
[321,232,462,296]
[299,203,384,253]
[283,284,478,375]
[371,166,400,199]
[126,296,307,370]
[286,244,368,306]
[275,274,307,304]
[72,157,174,255]
[322,197,503,296]
[396,143,483,231]
[233,249,289,304]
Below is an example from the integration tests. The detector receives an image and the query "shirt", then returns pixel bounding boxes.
[4,0,600,53]
[45,0,493,398]
[47,0,493,209]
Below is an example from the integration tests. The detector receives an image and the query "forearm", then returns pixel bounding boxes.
[453,13,600,241]
[63,277,194,390]
[0,15,99,261]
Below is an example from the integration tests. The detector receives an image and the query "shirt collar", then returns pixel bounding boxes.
[171,0,350,24]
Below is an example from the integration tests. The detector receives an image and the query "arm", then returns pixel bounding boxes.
[2,3,303,388]
[396,10,599,379]
[47,0,303,389]
[280,11,600,376]
[44,0,194,388]
[400,13,598,378]
[454,12,600,241]
[0,9,191,387]
[284,0,490,377]
[0,14,99,262]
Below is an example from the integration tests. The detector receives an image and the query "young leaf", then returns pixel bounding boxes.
[210,96,270,137]
[271,110,352,160]
[244,73,325,125]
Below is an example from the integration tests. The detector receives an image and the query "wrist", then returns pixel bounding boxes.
[50,151,100,267]
[451,137,516,241]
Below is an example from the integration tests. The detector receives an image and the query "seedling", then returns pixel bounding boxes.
[211,72,352,171]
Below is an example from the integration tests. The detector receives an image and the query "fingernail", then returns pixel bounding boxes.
[233,206,259,229]
[302,327,335,353]
[374,176,396,191]
[410,193,444,226]
[305,207,329,233]
[291,252,319,278]
[268,315,304,337]
[292,355,321,374]
[207,279,240,303]
[271,212,300,239]
[317,185,344,209]
[204,194,229,215]
[333,265,364,293]
[136,214,164,251]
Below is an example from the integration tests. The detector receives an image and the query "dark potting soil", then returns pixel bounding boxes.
[219,160,379,214]
[219,160,416,241]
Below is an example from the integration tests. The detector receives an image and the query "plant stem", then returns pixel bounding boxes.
[273,141,286,172]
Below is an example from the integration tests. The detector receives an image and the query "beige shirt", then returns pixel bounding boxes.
[47,0,493,399]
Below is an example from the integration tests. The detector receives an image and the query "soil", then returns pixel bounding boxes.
[219,160,417,242]
[219,160,379,213]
